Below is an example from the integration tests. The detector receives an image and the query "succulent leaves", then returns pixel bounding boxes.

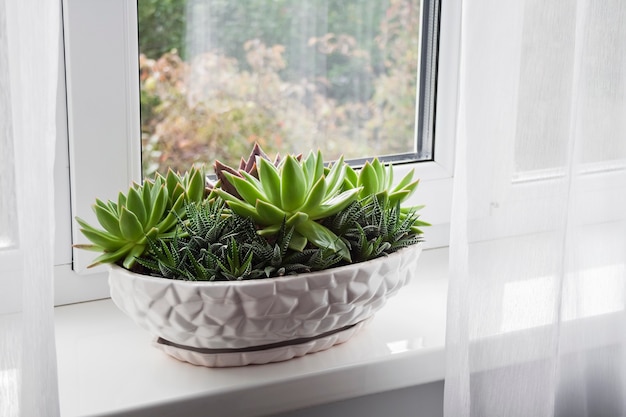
[210,142,282,198]
[76,143,427,276]
[349,158,420,206]
[344,158,428,235]
[136,200,344,281]
[213,151,360,261]
[75,166,206,269]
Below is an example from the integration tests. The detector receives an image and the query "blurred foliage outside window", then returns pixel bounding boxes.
[139,0,422,176]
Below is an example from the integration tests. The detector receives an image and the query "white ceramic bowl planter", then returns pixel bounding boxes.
[109,243,423,367]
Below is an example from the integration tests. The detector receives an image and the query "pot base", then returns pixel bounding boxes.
[153,319,369,367]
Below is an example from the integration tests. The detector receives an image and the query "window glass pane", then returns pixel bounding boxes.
[138,0,429,175]
[514,0,626,174]
[514,2,574,173]
[577,0,626,164]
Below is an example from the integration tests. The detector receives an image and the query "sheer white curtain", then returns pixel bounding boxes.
[445,1,626,416]
[0,0,60,416]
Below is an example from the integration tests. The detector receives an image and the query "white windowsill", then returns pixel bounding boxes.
[54,247,449,417]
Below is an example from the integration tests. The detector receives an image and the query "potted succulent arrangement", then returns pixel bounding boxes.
[76,144,428,367]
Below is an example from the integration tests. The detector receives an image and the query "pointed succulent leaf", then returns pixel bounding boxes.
[313,150,325,182]
[146,184,167,228]
[186,166,206,203]
[122,243,146,269]
[325,156,347,196]
[257,157,281,205]
[392,169,416,193]
[372,158,385,183]
[92,204,121,236]
[156,193,185,231]
[186,247,210,280]
[344,165,358,189]
[79,227,126,249]
[87,242,136,268]
[126,185,147,225]
[223,171,267,205]
[257,224,282,236]
[75,216,105,234]
[358,162,380,197]
[238,169,264,189]
[154,172,166,185]
[211,188,241,204]
[385,163,394,190]
[106,200,118,215]
[388,189,412,206]
[287,232,308,252]
[117,192,127,211]
[225,199,264,224]
[245,142,271,172]
[392,179,419,204]
[302,152,315,188]
[308,187,361,219]
[410,226,424,234]
[152,174,163,190]
[142,180,153,212]
[295,220,351,261]
[171,182,187,205]
[119,206,144,241]
[214,160,242,197]
[280,155,307,211]
[165,168,182,199]
[286,212,308,227]
[255,200,287,224]
[73,243,105,252]
[302,151,324,189]
[298,175,327,213]
[95,198,116,215]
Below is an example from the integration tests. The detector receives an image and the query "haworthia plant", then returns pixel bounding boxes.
[136,199,345,281]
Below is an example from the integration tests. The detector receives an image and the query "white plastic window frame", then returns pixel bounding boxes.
[459,0,626,245]
[55,0,461,305]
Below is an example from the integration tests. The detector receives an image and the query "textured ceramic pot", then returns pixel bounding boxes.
[109,243,423,366]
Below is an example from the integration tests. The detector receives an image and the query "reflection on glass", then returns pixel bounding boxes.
[139,0,423,176]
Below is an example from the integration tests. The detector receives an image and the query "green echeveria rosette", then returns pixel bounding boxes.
[213,151,362,261]
[75,166,206,269]
[345,158,429,234]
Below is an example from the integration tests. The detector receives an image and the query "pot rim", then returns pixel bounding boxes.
[109,242,423,287]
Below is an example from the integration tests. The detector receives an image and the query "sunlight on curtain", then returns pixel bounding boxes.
[445,1,626,416]
[0,0,61,415]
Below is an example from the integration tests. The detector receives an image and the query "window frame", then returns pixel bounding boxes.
[454,0,626,245]
[55,0,460,304]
